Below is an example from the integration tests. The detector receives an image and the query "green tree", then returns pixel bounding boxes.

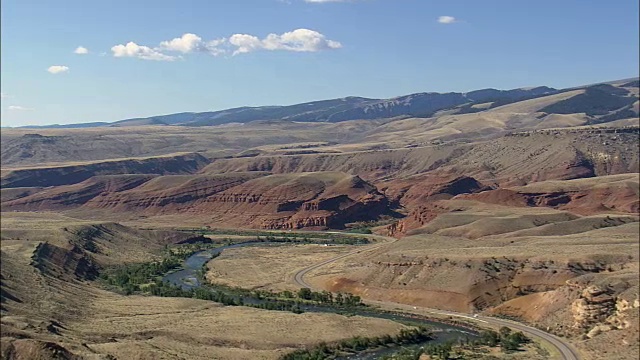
[499,326,512,338]
[480,330,500,347]
[297,287,312,300]
[501,337,520,352]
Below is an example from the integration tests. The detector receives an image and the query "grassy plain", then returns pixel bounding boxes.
[205,244,353,291]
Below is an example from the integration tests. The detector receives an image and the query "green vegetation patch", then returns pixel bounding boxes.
[180,228,371,245]
[281,327,433,360]
[378,327,530,360]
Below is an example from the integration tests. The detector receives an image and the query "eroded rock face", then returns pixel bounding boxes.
[383,175,490,236]
[386,203,449,237]
[207,174,391,230]
[1,171,392,230]
[571,285,638,338]
[457,174,640,215]
[572,286,617,328]
[326,256,613,313]
[31,243,100,281]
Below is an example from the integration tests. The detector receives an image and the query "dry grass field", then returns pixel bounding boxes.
[70,294,405,360]
[205,244,353,291]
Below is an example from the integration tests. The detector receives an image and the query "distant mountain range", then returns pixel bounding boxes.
[15,78,639,129]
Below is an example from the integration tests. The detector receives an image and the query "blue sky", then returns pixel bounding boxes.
[1,0,638,127]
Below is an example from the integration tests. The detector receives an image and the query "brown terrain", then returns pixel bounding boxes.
[1,78,638,359]
[0,215,406,359]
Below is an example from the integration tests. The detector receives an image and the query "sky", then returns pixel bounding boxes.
[1,0,638,127]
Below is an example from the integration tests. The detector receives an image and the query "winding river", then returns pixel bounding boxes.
[162,242,479,358]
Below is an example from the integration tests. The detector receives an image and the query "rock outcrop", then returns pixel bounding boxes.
[31,242,100,281]
[572,286,617,329]
[572,285,639,338]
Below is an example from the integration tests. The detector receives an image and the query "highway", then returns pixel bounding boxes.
[292,232,581,360]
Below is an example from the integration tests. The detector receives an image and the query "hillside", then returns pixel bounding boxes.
[201,127,640,184]
[2,172,394,230]
[458,173,640,215]
[0,152,210,188]
[2,79,637,170]
[0,121,382,168]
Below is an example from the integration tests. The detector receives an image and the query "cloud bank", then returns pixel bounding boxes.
[111,29,341,61]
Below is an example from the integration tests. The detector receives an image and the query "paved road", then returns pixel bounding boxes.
[292,232,581,360]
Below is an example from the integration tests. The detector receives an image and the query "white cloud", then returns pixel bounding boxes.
[305,0,350,2]
[205,38,227,56]
[74,46,89,54]
[0,92,7,98]
[438,16,457,24]
[47,65,69,74]
[7,105,33,111]
[159,33,227,56]
[266,29,342,51]
[229,34,264,55]
[230,29,341,55]
[159,33,203,53]
[111,42,178,61]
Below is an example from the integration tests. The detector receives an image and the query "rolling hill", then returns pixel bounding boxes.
[12,78,638,129]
